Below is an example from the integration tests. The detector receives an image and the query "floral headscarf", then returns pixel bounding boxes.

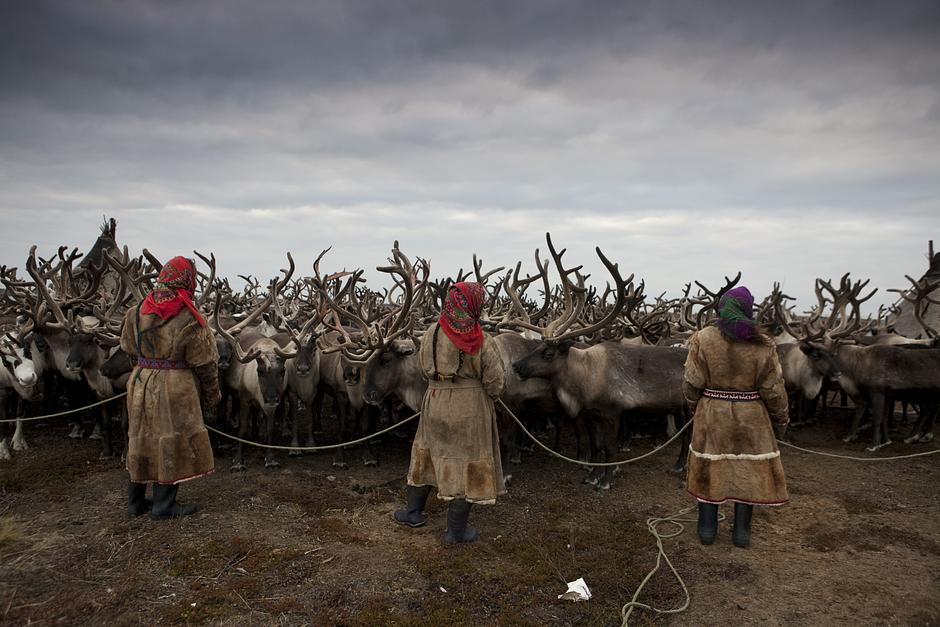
[716,286,756,342]
[438,281,485,354]
[139,256,206,326]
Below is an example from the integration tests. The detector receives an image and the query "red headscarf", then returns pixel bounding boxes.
[140,256,206,326]
[438,281,485,355]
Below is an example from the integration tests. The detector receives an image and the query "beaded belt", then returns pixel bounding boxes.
[703,389,761,402]
[137,357,191,370]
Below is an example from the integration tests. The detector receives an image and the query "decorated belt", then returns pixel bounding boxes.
[428,378,482,390]
[137,357,191,370]
[703,389,761,402]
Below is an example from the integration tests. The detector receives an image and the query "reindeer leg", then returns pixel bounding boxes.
[905,398,937,444]
[303,393,317,450]
[617,412,632,453]
[231,404,249,471]
[575,412,590,467]
[843,398,866,443]
[356,405,379,466]
[904,401,927,444]
[866,391,891,452]
[11,418,27,452]
[670,408,690,475]
[312,387,325,435]
[597,415,619,491]
[0,396,11,460]
[288,393,302,457]
[918,400,937,443]
[265,402,282,469]
[332,397,349,469]
[12,397,28,451]
[583,414,602,486]
[280,394,292,439]
[500,404,522,465]
[99,402,114,460]
[552,413,563,453]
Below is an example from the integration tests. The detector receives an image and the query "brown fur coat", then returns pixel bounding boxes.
[683,326,789,505]
[120,307,219,484]
[407,323,506,504]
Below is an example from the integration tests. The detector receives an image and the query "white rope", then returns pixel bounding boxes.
[0,392,128,423]
[498,399,690,467]
[618,504,720,625]
[776,439,940,461]
[204,411,421,451]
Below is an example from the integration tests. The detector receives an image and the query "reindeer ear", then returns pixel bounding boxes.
[557,340,575,354]
[799,343,814,355]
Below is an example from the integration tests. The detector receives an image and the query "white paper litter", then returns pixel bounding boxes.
[557,577,592,602]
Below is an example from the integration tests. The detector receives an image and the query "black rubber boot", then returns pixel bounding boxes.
[393,485,432,527]
[127,481,152,517]
[150,483,198,520]
[443,499,478,545]
[732,502,753,548]
[697,502,719,545]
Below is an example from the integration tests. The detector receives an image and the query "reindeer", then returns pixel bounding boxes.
[313,243,423,468]
[214,255,297,470]
[780,274,935,450]
[0,329,38,459]
[22,245,124,456]
[268,288,328,456]
[512,233,690,491]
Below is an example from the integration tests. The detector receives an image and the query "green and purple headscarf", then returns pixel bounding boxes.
[717,286,756,342]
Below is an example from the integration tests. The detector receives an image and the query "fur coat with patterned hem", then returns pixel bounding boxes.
[407,323,506,504]
[683,326,789,506]
[120,307,219,485]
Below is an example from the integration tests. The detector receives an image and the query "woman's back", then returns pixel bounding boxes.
[688,326,775,392]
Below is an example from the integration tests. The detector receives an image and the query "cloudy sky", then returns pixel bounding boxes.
[1,0,938,311]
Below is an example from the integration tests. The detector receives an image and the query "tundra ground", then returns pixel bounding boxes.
[0,408,937,626]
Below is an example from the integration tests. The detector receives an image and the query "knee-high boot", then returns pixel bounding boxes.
[394,485,432,527]
[151,483,198,520]
[697,502,719,545]
[127,480,151,517]
[732,502,753,548]
[443,499,478,545]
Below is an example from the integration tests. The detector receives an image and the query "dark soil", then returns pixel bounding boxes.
[0,410,937,626]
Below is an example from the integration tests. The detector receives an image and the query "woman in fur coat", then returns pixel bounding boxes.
[394,281,505,544]
[683,286,789,548]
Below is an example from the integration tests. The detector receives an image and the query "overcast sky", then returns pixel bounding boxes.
[1,0,938,312]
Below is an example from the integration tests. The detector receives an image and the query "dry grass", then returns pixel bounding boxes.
[0,517,23,550]
[0,414,938,626]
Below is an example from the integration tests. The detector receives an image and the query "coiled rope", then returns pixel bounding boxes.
[495,399,939,626]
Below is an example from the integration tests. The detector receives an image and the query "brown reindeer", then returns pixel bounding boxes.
[512,233,690,491]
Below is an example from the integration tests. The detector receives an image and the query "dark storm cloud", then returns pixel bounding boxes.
[1,1,938,309]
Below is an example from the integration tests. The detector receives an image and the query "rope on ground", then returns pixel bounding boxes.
[776,439,940,461]
[620,504,692,625]
[498,398,690,467]
[0,392,129,423]
[204,411,421,451]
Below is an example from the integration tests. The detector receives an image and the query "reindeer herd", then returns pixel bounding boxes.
[1,220,937,490]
